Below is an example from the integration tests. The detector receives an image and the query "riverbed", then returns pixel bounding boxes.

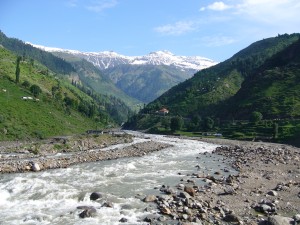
[0,132,234,225]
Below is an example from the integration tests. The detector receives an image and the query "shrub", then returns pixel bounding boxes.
[22,80,31,88]
[250,111,263,124]
[33,130,45,139]
[30,84,42,97]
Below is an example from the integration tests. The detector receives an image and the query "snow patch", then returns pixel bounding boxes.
[28,43,218,71]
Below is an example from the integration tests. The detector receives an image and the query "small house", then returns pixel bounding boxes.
[157,108,169,115]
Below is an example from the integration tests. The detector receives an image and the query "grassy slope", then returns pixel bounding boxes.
[224,38,300,119]
[0,47,98,140]
[146,34,300,118]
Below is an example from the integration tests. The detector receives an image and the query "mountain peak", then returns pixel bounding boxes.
[149,50,174,55]
[29,43,218,71]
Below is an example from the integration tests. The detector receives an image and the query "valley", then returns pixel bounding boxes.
[0,30,300,225]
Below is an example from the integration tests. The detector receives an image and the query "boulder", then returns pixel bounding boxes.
[268,215,293,225]
[119,217,128,223]
[143,195,157,202]
[223,186,235,195]
[90,192,102,201]
[223,213,241,223]
[184,186,195,197]
[31,162,40,172]
[267,190,278,196]
[102,202,113,208]
[179,192,191,199]
[78,206,97,218]
[293,214,300,222]
[160,206,172,215]
[143,215,155,222]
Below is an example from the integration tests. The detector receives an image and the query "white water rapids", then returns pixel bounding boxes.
[0,132,234,225]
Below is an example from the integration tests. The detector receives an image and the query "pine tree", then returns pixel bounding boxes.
[15,56,21,83]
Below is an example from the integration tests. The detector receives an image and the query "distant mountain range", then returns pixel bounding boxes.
[30,43,217,102]
[28,44,217,71]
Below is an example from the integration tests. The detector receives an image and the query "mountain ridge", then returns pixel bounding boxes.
[28,43,218,71]
[29,43,218,103]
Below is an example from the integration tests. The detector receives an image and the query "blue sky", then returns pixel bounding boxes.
[0,0,299,61]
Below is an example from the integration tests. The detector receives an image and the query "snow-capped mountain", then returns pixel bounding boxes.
[28,43,218,71]
[28,43,218,102]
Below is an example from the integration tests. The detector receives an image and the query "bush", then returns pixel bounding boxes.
[250,111,263,124]
[232,132,245,138]
[30,84,42,97]
[22,80,31,88]
[170,116,183,132]
[33,130,45,139]
[0,114,5,123]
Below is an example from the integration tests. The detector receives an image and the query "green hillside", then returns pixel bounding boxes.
[0,43,133,140]
[124,34,300,146]
[0,47,98,140]
[0,31,74,75]
[222,38,300,120]
[142,34,300,118]
[0,31,133,125]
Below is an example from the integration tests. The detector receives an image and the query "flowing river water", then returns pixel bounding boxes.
[0,132,234,225]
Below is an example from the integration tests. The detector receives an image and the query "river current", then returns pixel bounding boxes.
[0,132,233,225]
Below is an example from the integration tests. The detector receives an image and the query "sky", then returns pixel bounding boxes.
[0,0,300,62]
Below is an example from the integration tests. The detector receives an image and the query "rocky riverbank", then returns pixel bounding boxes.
[1,132,299,224]
[140,139,300,225]
[0,133,172,173]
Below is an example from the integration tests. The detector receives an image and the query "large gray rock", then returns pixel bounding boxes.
[267,190,278,196]
[143,195,157,202]
[184,186,195,197]
[268,215,293,225]
[223,213,241,223]
[294,214,300,222]
[119,217,128,223]
[31,162,40,172]
[160,206,171,215]
[78,206,97,218]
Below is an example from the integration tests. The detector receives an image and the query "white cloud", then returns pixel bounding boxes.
[201,35,236,47]
[86,0,118,13]
[235,0,300,24]
[200,1,232,11]
[66,0,78,7]
[154,21,197,36]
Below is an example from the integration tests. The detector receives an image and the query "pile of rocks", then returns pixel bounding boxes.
[140,141,300,224]
[213,144,299,171]
[141,184,244,225]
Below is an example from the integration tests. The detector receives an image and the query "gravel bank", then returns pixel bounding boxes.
[0,133,172,173]
[141,138,300,225]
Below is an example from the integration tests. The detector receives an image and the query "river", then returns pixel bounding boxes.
[0,132,234,225]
